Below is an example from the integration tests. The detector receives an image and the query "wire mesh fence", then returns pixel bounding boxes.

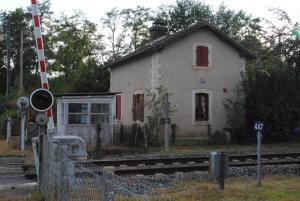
[39,135,151,201]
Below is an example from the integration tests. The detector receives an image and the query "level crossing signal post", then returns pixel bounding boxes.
[29,88,54,187]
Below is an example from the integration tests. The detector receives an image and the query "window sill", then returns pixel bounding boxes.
[192,65,212,70]
[192,120,209,126]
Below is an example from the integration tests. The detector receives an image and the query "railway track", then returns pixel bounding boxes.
[23,152,300,177]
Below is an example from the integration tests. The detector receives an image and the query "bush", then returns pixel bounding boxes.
[223,86,248,144]
[119,124,124,144]
[208,130,227,145]
[171,124,177,145]
[131,123,145,148]
[244,65,300,143]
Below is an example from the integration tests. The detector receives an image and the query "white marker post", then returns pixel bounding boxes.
[6,117,11,143]
[254,121,264,186]
[16,97,30,151]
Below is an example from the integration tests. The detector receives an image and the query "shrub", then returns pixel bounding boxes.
[131,123,145,148]
[208,130,227,145]
[119,124,124,144]
[171,124,177,145]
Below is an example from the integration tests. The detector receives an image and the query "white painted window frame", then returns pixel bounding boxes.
[63,98,113,127]
[192,42,212,70]
[191,89,213,125]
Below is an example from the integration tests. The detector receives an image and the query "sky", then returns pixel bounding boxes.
[1,0,300,24]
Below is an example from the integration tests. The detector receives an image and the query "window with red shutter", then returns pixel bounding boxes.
[196,46,209,67]
[116,95,121,120]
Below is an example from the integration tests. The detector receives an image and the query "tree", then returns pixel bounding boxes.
[48,12,104,76]
[0,0,54,95]
[243,64,300,143]
[154,0,214,33]
[224,86,247,144]
[101,8,128,62]
[123,6,151,51]
[153,0,263,53]
[145,85,176,146]
[214,3,263,53]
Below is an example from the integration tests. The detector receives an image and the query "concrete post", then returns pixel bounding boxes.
[21,110,26,151]
[6,117,11,143]
[164,94,169,151]
[257,131,262,186]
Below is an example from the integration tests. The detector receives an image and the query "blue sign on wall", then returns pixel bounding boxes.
[199,79,206,85]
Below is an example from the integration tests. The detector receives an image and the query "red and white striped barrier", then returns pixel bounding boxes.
[30,0,54,129]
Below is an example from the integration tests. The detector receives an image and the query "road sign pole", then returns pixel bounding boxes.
[254,121,263,186]
[164,94,170,151]
[257,130,262,186]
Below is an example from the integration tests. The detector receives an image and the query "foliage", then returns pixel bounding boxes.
[123,6,151,51]
[243,64,300,143]
[0,92,18,129]
[223,86,247,144]
[153,0,263,53]
[101,8,129,62]
[171,124,177,145]
[154,0,214,32]
[131,123,145,148]
[222,9,300,144]
[48,12,104,77]
[208,130,227,145]
[144,85,176,145]
[101,6,152,61]
[119,124,124,144]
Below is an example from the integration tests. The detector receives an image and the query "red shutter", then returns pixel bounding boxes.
[132,95,136,121]
[141,94,144,122]
[196,46,208,67]
[116,95,121,120]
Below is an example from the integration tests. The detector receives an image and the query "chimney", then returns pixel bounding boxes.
[149,21,168,41]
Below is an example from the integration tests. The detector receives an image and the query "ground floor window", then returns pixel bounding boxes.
[68,103,110,125]
[91,103,110,124]
[195,93,209,121]
[192,89,212,123]
[68,103,88,124]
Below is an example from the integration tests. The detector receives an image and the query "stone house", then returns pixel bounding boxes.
[108,22,255,141]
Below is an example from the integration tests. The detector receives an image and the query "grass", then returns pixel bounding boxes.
[118,176,300,201]
[0,140,23,155]
[0,140,33,163]
[0,191,43,201]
